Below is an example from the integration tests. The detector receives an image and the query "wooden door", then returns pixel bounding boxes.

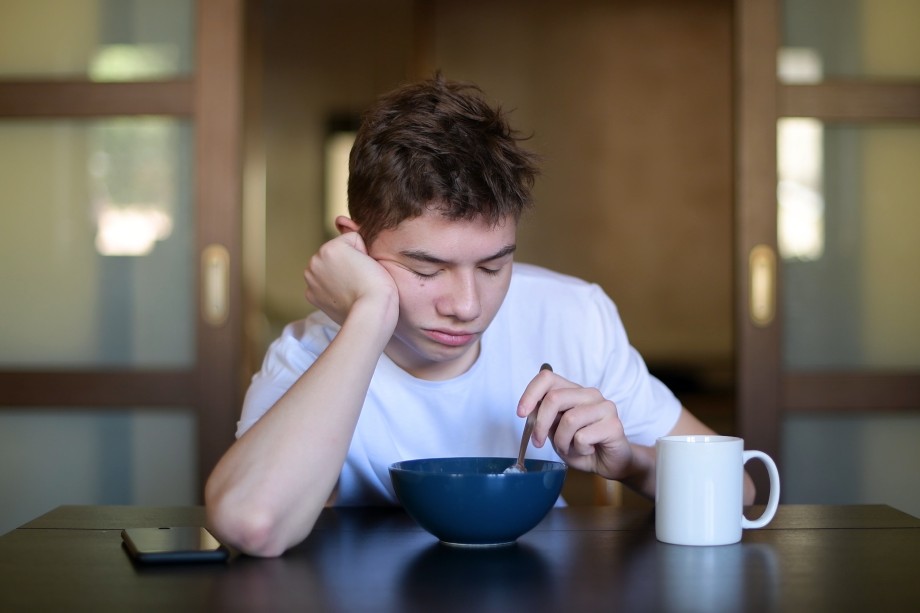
[0,0,243,516]
[735,0,920,502]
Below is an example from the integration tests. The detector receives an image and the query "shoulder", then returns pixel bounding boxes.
[237,312,338,437]
[509,262,594,290]
[274,312,338,355]
[253,312,339,385]
[491,263,625,369]
[507,262,618,319]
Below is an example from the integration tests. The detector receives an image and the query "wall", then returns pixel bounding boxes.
[259,0,735,374]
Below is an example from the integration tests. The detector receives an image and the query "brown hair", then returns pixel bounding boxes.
[347,74,540,245]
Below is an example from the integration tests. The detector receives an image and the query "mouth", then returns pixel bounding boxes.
[423,328,479,347]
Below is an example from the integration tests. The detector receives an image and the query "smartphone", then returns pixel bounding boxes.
[121,527,229,564]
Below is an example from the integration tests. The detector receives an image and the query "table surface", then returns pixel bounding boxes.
[2,504,919,612]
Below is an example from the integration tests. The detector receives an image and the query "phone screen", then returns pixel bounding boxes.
[121,527,229,564]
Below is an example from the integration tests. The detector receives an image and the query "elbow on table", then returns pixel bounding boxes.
[205,483,299,558]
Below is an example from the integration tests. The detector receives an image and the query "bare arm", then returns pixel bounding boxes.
[205,230,398,557]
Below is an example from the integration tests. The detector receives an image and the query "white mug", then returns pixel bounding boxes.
[655,435,780,546]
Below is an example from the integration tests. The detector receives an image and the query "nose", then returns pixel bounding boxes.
[437,271,481,322]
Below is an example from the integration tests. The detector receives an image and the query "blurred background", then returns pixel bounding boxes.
[1,0,918,534]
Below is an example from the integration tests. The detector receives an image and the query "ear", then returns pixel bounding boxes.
[335,215,360,235]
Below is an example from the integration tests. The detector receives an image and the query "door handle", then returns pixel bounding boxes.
[749,244,776,327]
[202,244,229,326]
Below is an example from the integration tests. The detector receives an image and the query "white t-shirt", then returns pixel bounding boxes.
[238,263,682,505]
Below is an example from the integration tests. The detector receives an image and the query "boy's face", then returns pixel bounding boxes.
[366,208,517,381]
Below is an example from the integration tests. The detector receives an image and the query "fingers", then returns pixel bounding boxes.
[531,385,627,469]
[302,233,393,325]
[516,367,573,417]
[517,370,632,479]
[530,386,611,448]
[338,229,368,253]
[547,395,624,457]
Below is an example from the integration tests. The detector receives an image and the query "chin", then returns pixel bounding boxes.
[393,339,478,379]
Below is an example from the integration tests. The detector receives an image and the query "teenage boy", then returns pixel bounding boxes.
[205,75,752,557]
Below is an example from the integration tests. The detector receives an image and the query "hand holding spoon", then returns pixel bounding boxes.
[504,363,553,474]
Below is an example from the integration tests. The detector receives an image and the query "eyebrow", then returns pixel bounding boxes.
[400,244,517,266]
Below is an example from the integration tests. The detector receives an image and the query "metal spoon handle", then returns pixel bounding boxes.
[514,363,553,469]
[516,412,537,467]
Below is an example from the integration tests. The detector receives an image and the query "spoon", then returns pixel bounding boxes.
[504,363,553,474]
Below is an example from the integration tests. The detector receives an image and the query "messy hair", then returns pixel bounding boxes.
[347,74,540,245]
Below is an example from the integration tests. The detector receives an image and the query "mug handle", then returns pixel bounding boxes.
[741,450,781,529]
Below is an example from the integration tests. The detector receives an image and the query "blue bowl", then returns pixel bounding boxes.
[389,457,567,547]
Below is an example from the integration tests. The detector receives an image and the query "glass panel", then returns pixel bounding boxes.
[780,0,920,82]
[0,0,194,80]
[783,412,920,518]
[780,122,920,370]
[0,407,196,535]
[0,118,194,368]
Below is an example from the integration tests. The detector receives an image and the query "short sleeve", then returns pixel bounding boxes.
[235,318,332,437]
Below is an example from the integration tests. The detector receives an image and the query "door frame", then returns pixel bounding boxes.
[734,0,783,501]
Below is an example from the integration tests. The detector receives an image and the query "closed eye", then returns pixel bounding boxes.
[410,269,441,280]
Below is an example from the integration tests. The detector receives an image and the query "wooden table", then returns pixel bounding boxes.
[1,504,919,611]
